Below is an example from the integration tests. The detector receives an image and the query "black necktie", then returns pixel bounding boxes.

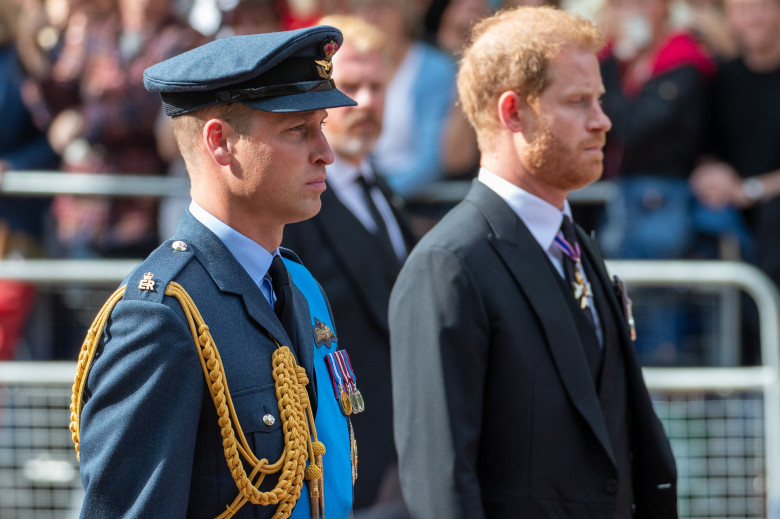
[356,174,396,257]
[267,255,297,344]
[559,215,596,331]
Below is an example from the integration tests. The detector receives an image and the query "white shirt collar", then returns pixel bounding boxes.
[327,155,374,189]
[477,167,572,251]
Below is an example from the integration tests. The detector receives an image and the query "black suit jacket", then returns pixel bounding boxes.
[388,181,677,519]
[283,175,416,510]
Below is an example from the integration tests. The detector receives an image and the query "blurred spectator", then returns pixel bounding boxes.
[677,0,738,59]
[186,0,224,36]
[691,0,780,284]
[279,0,348,29]
[424,0,488,54]
[422,0,487,183]
[30,0,204,260]
[597,0,721,259]
[0,0,61,360]
[596,0,744,364]
[218,0,283,35]
[351,0,458,199]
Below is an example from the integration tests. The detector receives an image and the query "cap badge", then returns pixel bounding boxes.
[314,40,339,79]
[314,317,337,348]
[138,272,156,292]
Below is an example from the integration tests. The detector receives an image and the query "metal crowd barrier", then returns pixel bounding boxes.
[0,170,189,197]
[608,260,780,519]
[0,259,779,518]
[1,172,777,517]
[0,169,615,204]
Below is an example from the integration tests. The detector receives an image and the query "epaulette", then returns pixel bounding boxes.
[121,239,197,304]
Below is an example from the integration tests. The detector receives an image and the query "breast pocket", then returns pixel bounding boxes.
[230,383,285,464]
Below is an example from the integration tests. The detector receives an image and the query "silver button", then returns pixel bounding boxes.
[262,414,275,426]
[171,240,188,252]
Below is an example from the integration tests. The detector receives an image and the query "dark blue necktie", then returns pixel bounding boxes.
[268,255,297,344]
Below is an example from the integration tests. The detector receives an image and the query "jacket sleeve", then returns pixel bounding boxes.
[78,299,204,518]
[389,245,489,519]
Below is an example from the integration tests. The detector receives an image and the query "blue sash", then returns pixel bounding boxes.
[285,258,353,519]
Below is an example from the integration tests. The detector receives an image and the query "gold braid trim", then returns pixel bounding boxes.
[69,282,325,519]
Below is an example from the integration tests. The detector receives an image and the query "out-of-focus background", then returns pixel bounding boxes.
[2,0,780,516]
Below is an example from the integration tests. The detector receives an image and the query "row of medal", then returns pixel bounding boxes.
[325,350,365,416]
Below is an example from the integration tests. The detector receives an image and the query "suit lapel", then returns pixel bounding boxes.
[315,185,398,333]
[577,228,633,346]
[466,183,615,464]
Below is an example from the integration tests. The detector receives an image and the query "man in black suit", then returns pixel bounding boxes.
[282,15,416,516]
[388,7,678,519]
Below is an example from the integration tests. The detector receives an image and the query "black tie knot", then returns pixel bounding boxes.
[355,173,376,190]
[268,254,289,297]
[356,172,393,244]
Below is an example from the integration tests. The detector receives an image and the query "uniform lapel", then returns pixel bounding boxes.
[175,212,297,356]
[467,182,616,465]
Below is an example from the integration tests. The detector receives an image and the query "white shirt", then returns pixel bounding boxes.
[188,200,278,308]
[477,168,603,345]
[327,156,407,262]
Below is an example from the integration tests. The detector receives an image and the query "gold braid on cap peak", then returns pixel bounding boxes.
[69,282,325,519]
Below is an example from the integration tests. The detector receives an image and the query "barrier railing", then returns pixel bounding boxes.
[0,174,777,517]
[0,170,189,197]
[0,169,615,204]
[612,260,780,519]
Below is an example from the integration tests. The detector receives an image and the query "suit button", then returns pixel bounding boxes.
[262,414,276,426]
[605,479,618,493]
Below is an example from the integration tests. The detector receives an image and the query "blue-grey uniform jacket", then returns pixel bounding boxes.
[78,210,351,518]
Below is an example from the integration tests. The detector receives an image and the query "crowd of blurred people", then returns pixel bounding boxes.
[1,0,779,382]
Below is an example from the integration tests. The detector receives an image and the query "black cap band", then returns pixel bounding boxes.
[214,79,336,103]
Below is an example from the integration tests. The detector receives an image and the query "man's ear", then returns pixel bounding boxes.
[497,91,527,133]
[203,118,233,167]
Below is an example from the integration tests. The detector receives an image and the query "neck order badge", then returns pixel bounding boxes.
[555,217,593,310]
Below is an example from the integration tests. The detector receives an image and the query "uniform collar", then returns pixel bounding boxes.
[188,200,278,288]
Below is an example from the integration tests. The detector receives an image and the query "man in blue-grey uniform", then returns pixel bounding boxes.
[71,27,359,519]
